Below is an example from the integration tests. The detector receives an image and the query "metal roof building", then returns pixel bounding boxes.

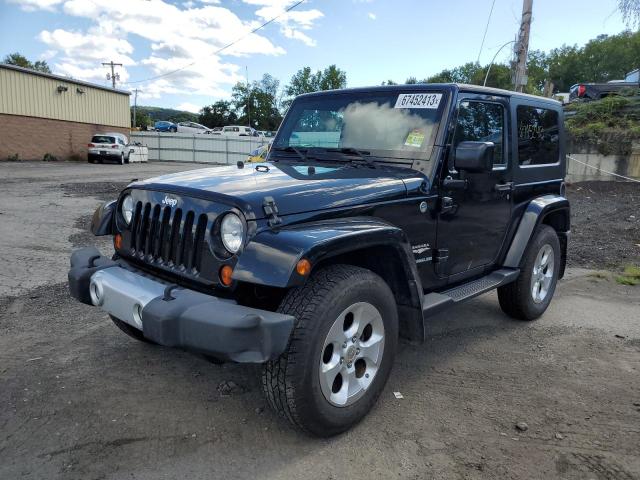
[0,64,130,161]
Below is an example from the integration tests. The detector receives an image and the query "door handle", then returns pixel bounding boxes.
[494,182,513,192]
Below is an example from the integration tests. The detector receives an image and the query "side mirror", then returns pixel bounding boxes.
[454,141,494,172]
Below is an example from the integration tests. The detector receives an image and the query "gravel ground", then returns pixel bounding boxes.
[0,162,639,480]
[566,181,640,270]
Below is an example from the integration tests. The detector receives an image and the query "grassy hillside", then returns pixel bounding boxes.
[132,106,199,124]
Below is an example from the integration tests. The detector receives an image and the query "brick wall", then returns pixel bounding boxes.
[0,113,130,161]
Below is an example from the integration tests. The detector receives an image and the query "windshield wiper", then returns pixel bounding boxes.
[271,146,309,162]
[324,147,377,168]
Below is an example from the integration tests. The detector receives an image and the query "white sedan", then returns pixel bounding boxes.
[176,122,212,134]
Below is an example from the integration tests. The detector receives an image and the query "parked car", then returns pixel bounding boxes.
[247,144,269,162]
[569,68,639,101]
[69,84,569,437]
[87,133,131,165]
[154,121,178,132]
[177,122,212,134]
[210,127,223,135]
[220,125,258,137]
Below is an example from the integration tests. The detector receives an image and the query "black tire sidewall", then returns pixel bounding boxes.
[285,268,398,435]
[519,225,561,318]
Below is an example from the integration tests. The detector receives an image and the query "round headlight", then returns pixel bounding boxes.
[122,194,134,225]
[220,213,244,254]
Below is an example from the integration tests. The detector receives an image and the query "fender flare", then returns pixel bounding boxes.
[233,217,423,292]
[503,195,570,269]
[90,200,116,236]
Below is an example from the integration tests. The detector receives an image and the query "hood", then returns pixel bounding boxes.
[130,162,422,220]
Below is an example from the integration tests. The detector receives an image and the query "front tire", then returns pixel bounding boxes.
[262,265,398,437]
[498,224,560,320]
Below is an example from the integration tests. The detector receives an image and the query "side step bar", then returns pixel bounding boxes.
[422,268,520,317]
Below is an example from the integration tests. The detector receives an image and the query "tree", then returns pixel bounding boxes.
[283,65,347,108]
[199,100,237,128]
[619,0,640,28]
[3,53,51,73]
[130,108,153,129]
[232,74,283,130]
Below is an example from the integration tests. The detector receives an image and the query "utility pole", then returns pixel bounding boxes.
[246,66,251,128]
[132,88,140,128]
[513,0,532,92]
[102,61,123,89]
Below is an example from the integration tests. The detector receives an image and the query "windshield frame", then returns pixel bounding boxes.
[271,87,451,169]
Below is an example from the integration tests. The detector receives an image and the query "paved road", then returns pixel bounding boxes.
[1,162,639,480]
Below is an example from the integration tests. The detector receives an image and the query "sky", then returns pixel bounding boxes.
[0,0,631,112]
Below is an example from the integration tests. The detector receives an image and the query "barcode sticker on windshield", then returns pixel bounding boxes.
[395,93,442,109]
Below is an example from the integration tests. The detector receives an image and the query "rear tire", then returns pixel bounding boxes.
[498,224,560,320]
[262,264,398,437]
[110,315,156,344]
[119,153,125,165]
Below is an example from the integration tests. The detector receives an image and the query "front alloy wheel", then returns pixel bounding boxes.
[319,302,385,407]
[263,264,398,437]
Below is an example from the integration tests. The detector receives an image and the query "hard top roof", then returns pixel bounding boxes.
[297,83,561,107]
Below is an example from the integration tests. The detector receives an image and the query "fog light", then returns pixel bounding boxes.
[89,280,103,306]
[132,303,143,328]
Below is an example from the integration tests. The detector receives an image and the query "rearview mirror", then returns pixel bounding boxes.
[454,141,494,172]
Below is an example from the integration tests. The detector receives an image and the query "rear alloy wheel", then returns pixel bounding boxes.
[262,264,398,437]
[498,224,560,320]
[119,153,125,165]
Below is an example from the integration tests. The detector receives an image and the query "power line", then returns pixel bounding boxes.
[123,0,306,86]
[476,0,497,64]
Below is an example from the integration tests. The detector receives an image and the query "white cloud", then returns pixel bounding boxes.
[367,12,376,20]
[243,0,323,48]
[176,102,202,113]
[15,0,322,101]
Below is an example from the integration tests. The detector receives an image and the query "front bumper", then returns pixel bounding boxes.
[68,247,294,363]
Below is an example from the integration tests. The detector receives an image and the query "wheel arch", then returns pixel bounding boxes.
[503,195,570,277]
[233,218,426,342]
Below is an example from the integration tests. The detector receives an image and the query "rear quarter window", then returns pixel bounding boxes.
[517,106,560,166]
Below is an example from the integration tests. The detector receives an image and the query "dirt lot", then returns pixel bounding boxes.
[1,162,639,480]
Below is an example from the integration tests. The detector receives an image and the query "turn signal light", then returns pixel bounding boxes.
[114,233,122,249]
[577,84,586,97]
[296,259,312,276]
[111,144,118,149]
[220,265,233,286]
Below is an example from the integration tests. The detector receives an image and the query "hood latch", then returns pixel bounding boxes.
[263,196,282,227]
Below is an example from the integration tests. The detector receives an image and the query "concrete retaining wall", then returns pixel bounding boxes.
[567,142,640,182]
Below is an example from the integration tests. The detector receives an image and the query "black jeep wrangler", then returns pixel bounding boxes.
[69,84,569,437]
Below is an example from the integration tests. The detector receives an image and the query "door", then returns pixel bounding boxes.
[436,94,513,280]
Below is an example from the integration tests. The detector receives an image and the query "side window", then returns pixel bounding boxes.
[454,101,505,166]
[517,106,559,166]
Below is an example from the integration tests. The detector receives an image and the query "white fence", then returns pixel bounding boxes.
[129,132,269,164]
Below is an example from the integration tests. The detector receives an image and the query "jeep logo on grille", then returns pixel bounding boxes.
[162,196,178,207]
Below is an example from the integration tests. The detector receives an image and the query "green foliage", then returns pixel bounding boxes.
[232,73,282,130]
[618,0,640,28]
[3,52,51,73]
[615,265,640,285]
[283,65,347,108]
[7,153,20,162]
[199,100,237,128]
[565,96,640,154]
[42,153,58,162]
[131,110,153,129]
[133,106,198,124]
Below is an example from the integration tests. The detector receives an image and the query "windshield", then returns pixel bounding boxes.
[274,90,447,163]
[91,135,115,144]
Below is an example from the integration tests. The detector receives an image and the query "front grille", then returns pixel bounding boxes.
[129,201,208,272]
